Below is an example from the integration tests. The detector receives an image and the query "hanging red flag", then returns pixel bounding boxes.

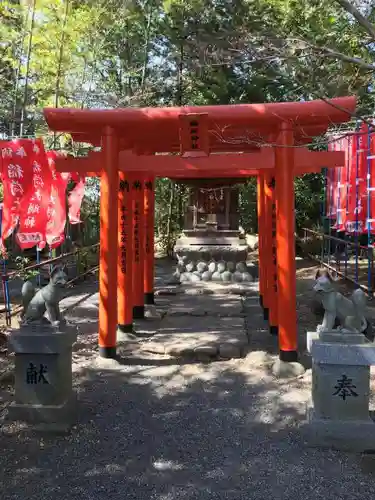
[327,139,340,220]
[68,176,85,224]
[369,128,375,234]
[339,135,352,233]
[44,151,70,248]
[330,135,350,232]
[16,139,53,249]
[344,128,367,234]
[0,139,34,246]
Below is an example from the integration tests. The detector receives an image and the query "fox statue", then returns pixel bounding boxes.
[313,268,373,340]
[21,266,68,326]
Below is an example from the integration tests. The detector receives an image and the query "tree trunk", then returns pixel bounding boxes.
[166,180,176,256]
[177,41,184,106]
[53,0,70,148]
[19,0,37,137]
[140,2,153,95]
[335,0,375,41]
[11,5,30,136]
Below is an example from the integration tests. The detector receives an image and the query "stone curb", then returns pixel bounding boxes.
[140,340,248,361]
[166,311,247,318]
[155,285,259,297]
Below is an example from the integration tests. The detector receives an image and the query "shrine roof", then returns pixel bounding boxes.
[44,96,356,154]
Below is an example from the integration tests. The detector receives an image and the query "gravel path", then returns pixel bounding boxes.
[1,257,375,499]
[2,354,375,499]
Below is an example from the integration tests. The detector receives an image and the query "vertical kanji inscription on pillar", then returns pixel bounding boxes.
[144,179,153,256]
[119,179,129,274]
[268,176,277,294]
[133,180,141,264]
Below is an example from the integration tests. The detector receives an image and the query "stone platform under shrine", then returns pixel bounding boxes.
[172,180,252,283]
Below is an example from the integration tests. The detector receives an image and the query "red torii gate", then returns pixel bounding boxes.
[44,96,356,363]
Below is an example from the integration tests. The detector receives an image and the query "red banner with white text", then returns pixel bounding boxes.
[329,135,350,232]
[16,139,53,249]
[0,139,34,246]
[345,128,367,234]
[44,151,70,249]
[327,126,369,234]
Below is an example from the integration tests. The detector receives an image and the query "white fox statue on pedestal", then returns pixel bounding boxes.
[21,266,68,327]
[313,268,373,340]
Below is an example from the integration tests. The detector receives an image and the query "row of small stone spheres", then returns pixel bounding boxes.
[175,259,254,283]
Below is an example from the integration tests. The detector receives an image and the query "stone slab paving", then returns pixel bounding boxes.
[141,315,247,359]
[167,293,245,317]
[54,258,258,362]
[55,277,253,362]
[140,287,250,360]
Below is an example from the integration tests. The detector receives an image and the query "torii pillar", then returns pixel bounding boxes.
[132,176,146,319]
[257,174,267,311]
[99,127,119,358]
[144,176,155,305]
[275,122,298,364]
[264,173,278,336]
[118,172,134,334]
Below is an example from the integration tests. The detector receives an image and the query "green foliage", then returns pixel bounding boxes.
[294,173,325,231]
[1,0,375,246]
[239,180,257,234]
[14,256,39,281]
[154,179,189,254]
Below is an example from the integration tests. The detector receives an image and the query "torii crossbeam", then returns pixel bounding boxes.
[54,148,345,176]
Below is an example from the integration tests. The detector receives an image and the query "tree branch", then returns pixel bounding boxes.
[253,35,375,71]
[292,38,375,71]
[335,0,375,41]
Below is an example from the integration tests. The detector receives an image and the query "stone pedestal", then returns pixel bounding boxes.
[7,322,78,432]
[306,330,368,352]
[173,230,253,284]
[304,336,375,451]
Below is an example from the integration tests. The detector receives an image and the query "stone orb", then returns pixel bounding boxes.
[221,271,232,282]
[201,271,212,281]
[245,262,257,278]
[242,272,253,282]
[186,261,196,273]
[208,261,217,273]
[236,262,247,273]
[197,261,208,273]
[217,261,226,273]
[232,271,243,283]
[167,271,181,285]
[212,271,222,281]
[226,261,235,272]
[191,272,202,282]
[180,272,191,282]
